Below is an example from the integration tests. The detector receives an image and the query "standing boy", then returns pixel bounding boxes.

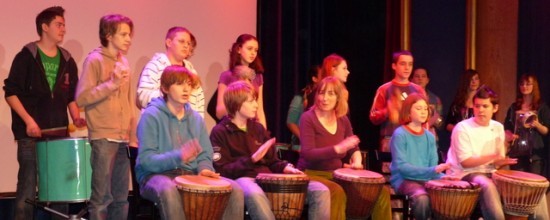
[75,14,136,219]
[137,26,205,117]
[4,6,84,219]
[369,50,425,153]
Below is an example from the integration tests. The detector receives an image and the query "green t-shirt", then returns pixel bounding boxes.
[38,48,60,92]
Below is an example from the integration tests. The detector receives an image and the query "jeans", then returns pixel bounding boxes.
[397,180,431,219]
[140,169,244,220]
[88,139,130,220]
[462,173,505,219]
[14,139,37,220]
[15,139,70,220]
[235,177,330,220]
[463,173,549,219]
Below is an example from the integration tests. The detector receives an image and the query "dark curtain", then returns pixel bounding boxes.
[518,0,550,178]
[257,0,387,150]
[257,0,326,143]
[384,0,405,82]
[518,0,550,99]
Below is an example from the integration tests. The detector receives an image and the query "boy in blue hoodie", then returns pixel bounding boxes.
[135,65,243,219]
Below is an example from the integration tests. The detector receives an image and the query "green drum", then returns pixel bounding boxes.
[37,138,92,202]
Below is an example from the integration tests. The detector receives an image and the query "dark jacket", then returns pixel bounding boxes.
[4,42,78,140]
[210,117,288,179]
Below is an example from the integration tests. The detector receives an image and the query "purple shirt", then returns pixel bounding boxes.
[297,109,358,171]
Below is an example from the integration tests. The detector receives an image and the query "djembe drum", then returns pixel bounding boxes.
[425,179,481,220]
[174,175,233,220]
[492,170,549,219]
[332,168,386,219]
[255,173,310,220]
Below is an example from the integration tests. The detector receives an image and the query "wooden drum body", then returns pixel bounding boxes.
[492,170,549,218]
[255,173,310,220]
[425,179,481,220]
[174,175,232,220]
[333,168,385,219]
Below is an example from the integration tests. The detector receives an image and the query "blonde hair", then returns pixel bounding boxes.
[314,76,349,118]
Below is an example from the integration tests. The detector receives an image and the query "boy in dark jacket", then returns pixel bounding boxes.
[3,6,85,219]
[210,81,330,220]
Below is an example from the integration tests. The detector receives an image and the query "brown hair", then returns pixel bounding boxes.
[400,93,429,125]
[36,6,65,36]
[223,81,258,118]
[314,76,349,118]
[474,84,499,106]
[160,65,200,101]
[392,50,413,64]
[229,34,264,74]
[450,69,479,108]
[515,74,542,110]
[99,14,133,47]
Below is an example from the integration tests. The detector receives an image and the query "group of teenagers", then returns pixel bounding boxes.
[5,6,550,220]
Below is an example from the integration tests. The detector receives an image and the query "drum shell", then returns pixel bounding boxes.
[255,174,309,220]
[175,175,233,220]
[425,180,481,220]
[332,168,385,219]
[37,138,92,202]
[492,170,549,217]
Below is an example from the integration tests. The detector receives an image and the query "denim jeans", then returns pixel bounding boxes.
[462,173,505,219]
[15,139,70,220]
[14,139,37,220]
[397,180,431,219]
[463,173,549,219]
[88,139,130,220]
[140,169,244,220]
[236,177,330,220]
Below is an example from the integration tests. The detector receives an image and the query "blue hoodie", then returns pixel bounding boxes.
[135,97,214,184]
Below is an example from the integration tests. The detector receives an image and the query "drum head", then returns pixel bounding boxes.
[333,168,385,183]
[425,179,479,189]
[494,170,548,183]
[174,175,231,191]
[256,173,308,179]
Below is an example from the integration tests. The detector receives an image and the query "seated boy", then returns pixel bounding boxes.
[210,81,330,219]
[135,65,243,219]
[447,85,548,219]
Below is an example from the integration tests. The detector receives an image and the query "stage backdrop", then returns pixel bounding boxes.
[0,0,256,193]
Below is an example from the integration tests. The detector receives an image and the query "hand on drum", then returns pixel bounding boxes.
[440,174,461,181]
[26,120,42,137]
[251,137,276,163]
[283,164,303,174]
[181,139,202,163]
[343,163,364,170]
[334,135,360,154]
[434,163,451,173]
[344,152,364,170]
[494,157,518,169]
[199,169,220,179]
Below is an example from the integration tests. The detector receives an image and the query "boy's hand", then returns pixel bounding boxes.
[251,137,276,163]
[181,139,202,163]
